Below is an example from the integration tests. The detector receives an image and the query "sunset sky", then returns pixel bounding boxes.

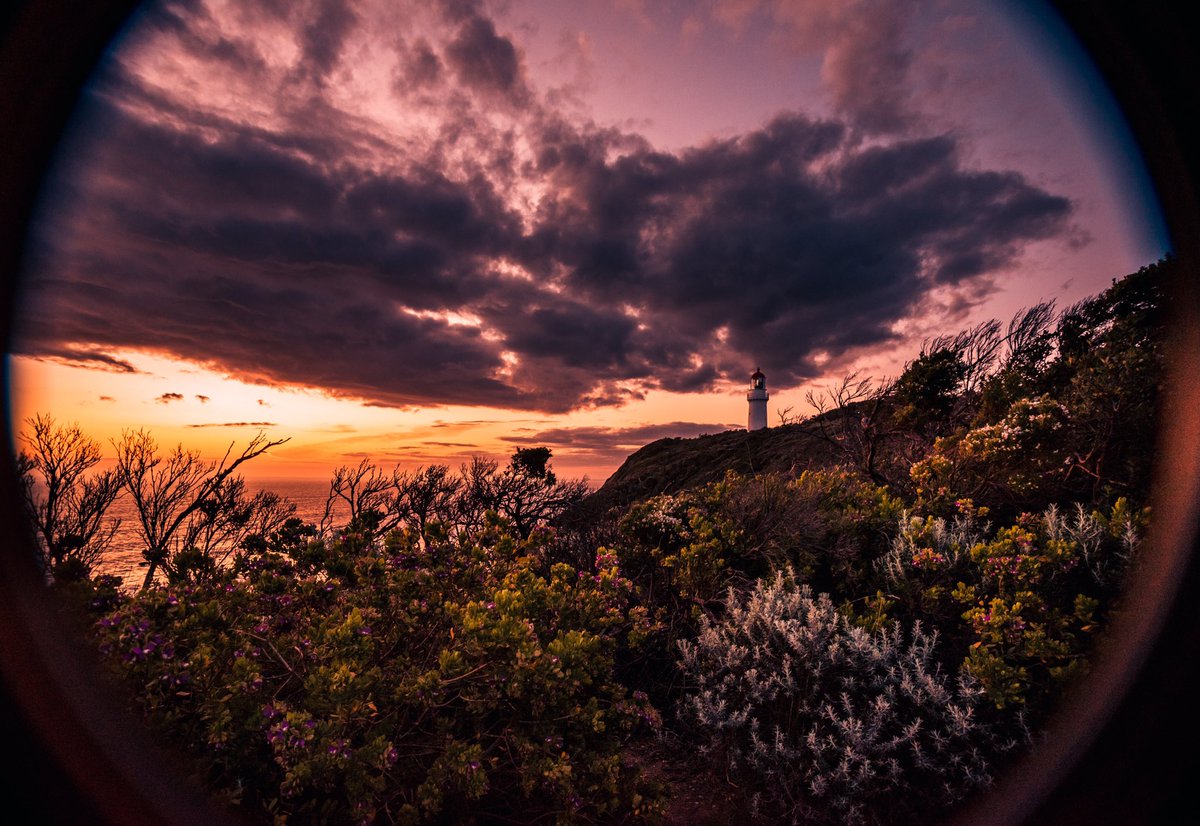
[9,0,1169,482]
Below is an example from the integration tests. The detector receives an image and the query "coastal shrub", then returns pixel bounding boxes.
[617,490,737,608]
[874,501,992,630]
[93,518,662,823]
[879,500,1143,712]
[910,396,1068,517]
[771,469,901,595]
[612,471,901,710]
[678,572,1011,825]
[616,470,900,611]
[610,491,739,707]
[951,501,1143,711]
[648,470,901,595]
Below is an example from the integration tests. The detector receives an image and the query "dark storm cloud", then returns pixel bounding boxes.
[445,15,527,101]
[520,114,1071,388]
[14,0,1076,415]
[493,300,639,371]
[436,0,484,26]
[297,0,358,85]
[396,37,443,92]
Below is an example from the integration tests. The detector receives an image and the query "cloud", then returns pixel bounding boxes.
[14,344,140,373]
[444,14,528,103]
[711,0,925,134]
[502,421,736,448]
[812,0,921,134]
[516,115,1070,390]
[185,421,278,427]
[395,37,443,93]
[15,0,1077,415]
[156,392,185,404]
[430,419,523,429]
[296,0,358,86]
[196,394,210,403]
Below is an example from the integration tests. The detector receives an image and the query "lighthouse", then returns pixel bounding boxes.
[747,367,769,431]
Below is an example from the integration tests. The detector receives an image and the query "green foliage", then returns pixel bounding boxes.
[617,489,737,612]
[617,470,901,609]
[511,446,555,482]
[910,396,1069,515]
[1053,262,1165,500]
[892,347,968,434]
[781,469,902,594]
[874,501,992,629]
[955,521,1089,709]
[879,502,1142,712]
[93,520,662,823]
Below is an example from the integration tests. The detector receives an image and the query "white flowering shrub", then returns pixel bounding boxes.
[678,571,1009,825]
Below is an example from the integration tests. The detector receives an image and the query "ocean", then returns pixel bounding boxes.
[96,477,334,588]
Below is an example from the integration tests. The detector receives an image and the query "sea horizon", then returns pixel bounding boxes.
[96,477,334,588]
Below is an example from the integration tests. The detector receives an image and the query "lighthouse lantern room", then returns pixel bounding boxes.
[747,367,769,431]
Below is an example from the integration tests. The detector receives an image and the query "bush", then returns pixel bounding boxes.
[878,501,1143,713]
[677,572,1012,825]
[93,518,662,823]
[874,501,992,631]
[612,471,901,714]
[910,396,1068,517]
[615,469,900,621]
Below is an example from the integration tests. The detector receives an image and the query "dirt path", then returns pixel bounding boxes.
[625,739,748,825]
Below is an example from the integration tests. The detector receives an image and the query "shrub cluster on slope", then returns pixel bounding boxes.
[86,520,662,823]
[678,573,1009,825]
[24,261,1165,824]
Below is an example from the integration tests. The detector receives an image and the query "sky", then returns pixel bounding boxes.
[8,0,1169,482]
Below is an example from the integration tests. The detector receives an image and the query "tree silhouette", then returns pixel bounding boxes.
[113,429,289,589]
[17,414,122,579]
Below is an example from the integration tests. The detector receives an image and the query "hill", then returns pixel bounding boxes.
[584,258,1166,523]
[588,419,845,511]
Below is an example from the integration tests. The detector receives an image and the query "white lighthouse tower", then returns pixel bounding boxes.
[747,367,769,431]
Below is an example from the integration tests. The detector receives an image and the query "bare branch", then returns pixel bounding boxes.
[18,414,122,578]
[113,429,289,589]
[320,457,397,536]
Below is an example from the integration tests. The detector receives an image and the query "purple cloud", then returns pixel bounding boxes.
[13,0,1077,414]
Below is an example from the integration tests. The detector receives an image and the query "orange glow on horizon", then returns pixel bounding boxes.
[10,350,772,483]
